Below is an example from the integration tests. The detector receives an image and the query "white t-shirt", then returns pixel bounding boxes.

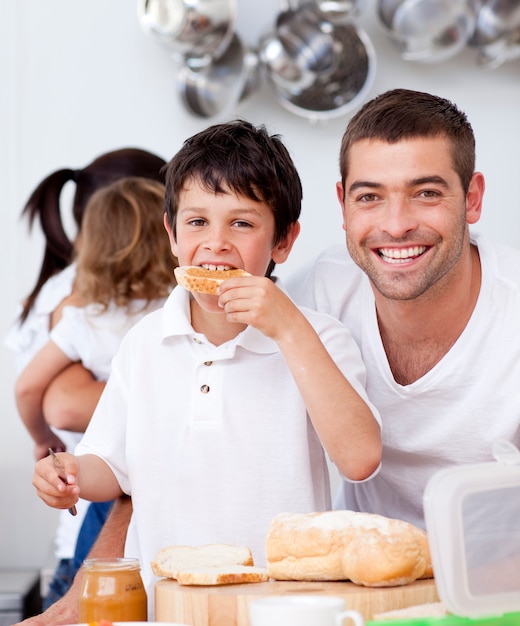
[5,265,167,558]
[5,264,77,373]
[286,234,520,530]
[76,281,380,617]
[51,298,166,381]
[47,296,167,558]
[4,265,90,559]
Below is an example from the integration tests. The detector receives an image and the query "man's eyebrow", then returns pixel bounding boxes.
[348,175,449,194]
[348,181,382,193]
[411,175,449,187]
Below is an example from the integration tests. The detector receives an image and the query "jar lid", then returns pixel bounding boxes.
[82,557,141,571]
[423,440,520,618]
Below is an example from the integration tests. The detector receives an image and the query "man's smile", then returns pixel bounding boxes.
[377,246,428,264]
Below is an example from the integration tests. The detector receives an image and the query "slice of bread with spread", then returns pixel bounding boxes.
[174,266,250,295]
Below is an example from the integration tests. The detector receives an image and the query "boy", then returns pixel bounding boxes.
[33,120,381,618]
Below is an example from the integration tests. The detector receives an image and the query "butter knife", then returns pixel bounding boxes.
[48,448,77,516]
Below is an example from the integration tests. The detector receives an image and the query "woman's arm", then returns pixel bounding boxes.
[12,496,133,626]
[15,342,74,459]
[43,363,105,432]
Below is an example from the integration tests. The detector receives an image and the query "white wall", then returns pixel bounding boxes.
[1,0,520,569]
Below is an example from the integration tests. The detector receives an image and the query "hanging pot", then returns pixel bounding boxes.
[301,0,368,23]
[259,5,338,94]
[177,33,260,118]
[376,0,476,63]
[137,0,236,68]
[470,0,520,68]
[260,13,376,121]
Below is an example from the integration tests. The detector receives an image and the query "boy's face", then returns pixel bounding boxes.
[164,177,291,295]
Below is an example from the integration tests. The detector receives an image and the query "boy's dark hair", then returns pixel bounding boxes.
[339,88,476,194]
[163,120,303,254]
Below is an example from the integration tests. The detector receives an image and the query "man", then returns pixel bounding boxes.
[288,88,520,529]
[17,88,520,624]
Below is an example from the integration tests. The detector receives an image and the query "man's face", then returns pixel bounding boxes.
[337,137,479,302]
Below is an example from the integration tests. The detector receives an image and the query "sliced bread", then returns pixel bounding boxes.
[151,543,254,579]
[176,564,269,586]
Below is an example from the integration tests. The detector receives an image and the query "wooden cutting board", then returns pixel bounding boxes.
[154,578,439,625]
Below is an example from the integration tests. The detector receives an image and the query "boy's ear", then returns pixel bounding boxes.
[163,213,177,255]
[271,221,300,265]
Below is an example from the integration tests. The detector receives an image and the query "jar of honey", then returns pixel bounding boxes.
[78,557,147,622]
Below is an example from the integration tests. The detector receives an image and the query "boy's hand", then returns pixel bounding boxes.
[217,276,299,340]
[33,451,80,510]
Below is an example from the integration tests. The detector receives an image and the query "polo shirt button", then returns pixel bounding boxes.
[200,384,210,394]
[204,361,213,366]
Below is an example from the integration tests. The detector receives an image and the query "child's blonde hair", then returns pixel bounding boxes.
[74,176,175,309]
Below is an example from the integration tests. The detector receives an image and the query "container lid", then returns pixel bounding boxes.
[423,440,520,619]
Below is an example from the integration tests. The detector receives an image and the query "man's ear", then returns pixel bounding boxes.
[465,172,485,225]
[272,221,301,265]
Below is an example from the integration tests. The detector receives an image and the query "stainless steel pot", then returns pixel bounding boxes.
[299,0,368,22]
[377,0,476,63]
[470,0,520,68]
[137,0,236,68]
[261,16,376,121]
[177,33,260,118]
[259,5,337,94]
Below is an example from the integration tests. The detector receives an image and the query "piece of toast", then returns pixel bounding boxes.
[174,266,250,295]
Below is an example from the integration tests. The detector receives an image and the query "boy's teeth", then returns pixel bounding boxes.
[202,264,232,271]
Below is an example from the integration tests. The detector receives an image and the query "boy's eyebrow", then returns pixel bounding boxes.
[348,175,449,194]
[180,205,265,217]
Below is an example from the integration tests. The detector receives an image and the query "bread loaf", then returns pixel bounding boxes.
[174,266,250,295]
[176,564,269,586]
[266,511,433,587]
[151,543,254,579]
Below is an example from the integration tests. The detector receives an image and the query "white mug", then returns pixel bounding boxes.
[248,594,364,626]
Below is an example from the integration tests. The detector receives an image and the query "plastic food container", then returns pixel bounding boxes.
[368,439,520,625]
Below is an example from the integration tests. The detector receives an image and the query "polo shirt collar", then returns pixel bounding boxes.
[160,285,278,355]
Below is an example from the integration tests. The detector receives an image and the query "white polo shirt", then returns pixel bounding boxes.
[76,281,380,614]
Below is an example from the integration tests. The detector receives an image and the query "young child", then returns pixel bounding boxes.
[16,176,175,461]
[33,121,382,618]
[5,149,168,611]
[17,176,175,609]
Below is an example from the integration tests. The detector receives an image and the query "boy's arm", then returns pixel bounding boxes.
[274,306,382,480]
[15,342,74,460]
[12,495,132,626]
[43,363,105,432]
[218,276,382,481]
